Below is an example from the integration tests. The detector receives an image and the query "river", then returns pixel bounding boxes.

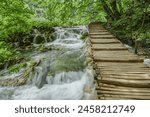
[0,26,96,100]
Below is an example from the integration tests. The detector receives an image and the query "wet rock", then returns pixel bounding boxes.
[34,35,46,44]
[81,32,89,40]
[0,60,40,87]
[0,62,4,70]
[38,44,52,52]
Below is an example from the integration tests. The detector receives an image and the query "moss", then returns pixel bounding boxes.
[38,44,52,52]
[8,63,27,73]
[26,60,38,67]
[0,49,13,62]
[81,32,89,40]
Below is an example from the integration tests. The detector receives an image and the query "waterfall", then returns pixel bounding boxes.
[0,25,95,100]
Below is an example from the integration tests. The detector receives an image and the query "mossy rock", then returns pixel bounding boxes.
[0,62,4,70]
[38,44,52,52]
[8,63,27,73]
[34,35,46,44]
[81,32,89,40]
[0,60,40,87]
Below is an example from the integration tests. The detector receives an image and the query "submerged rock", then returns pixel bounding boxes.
[33,61,50,88]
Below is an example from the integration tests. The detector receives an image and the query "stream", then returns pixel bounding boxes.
[0,26,95,100]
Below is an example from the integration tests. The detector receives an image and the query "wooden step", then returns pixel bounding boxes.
[92,43,127,50]
[90,39,120,44]
[99,78,150,88]
[98,86,150,93]
[90,30,108,32]
[90,35,115,39]
[92,50,143,62]
[98,94,150,100]
[90,32,111,35]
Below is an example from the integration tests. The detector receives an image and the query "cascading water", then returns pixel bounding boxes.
[0,26,95,100]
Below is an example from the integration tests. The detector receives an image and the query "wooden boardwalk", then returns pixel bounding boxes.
[89,23,150,100]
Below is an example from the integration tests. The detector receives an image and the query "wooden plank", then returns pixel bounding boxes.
[92,43,125,47]
[91,36,115,39]
[93,50,143,62]
[99,67,150,71]
[99,82,147,88]
[99,66,149,70]
[100,71,150,75]
[98,65,149,69]
[98,75,150,80]
[98,83,150,93]
[96,62,147,67]
[93,50,137,56]
[97,90,150,97]
[91,35,115,38]
[93,48,128,51]
[99,74,150,80]
[90,39,120,44]
[92,43,128,50]
[94,58,143,63]
[98,95,132,100]
[98,94,150,100]
[90,30,108,33]
[90,32,111,35]
[98,87,150,93]
[99,78,150,88]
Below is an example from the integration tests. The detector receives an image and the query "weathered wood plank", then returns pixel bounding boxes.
[100,74,150,80]
[93,50,143,62]
[99,78,150,88]
[98,95,150,100]
[90,39,120,44]
[91,35,115,38]
[94,58,143,62]
[90,32,111,35]
[92,43,128,50]
[97,90,150,97]
[98,83,150,91]
[98,87,150,93]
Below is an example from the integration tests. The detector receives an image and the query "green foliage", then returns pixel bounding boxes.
[0,0,107,40]
[102,0,150,49]
[0,42,15,62]
[27,0,107,26]
[0,0,33,39]
[0,49,13,62]
[8,63,27,73]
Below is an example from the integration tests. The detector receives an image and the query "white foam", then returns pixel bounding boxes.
[12,68,94,100]
[144,59,150,67]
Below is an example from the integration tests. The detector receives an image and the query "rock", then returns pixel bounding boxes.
[34,35,46,44]
[81,32,89,40]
